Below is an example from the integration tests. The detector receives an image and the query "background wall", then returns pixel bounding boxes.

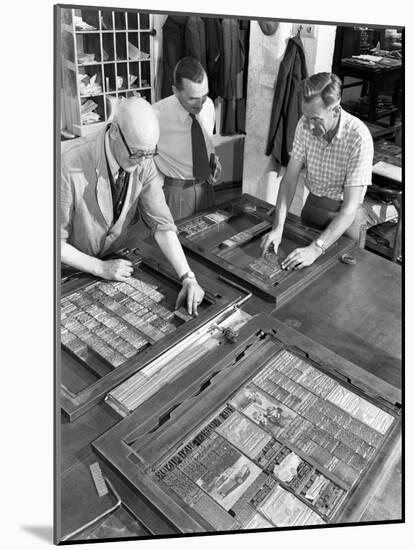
[242,22,336,214]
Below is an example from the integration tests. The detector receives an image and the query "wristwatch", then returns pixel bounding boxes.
[314,238,326,254]
[180,270,196,283]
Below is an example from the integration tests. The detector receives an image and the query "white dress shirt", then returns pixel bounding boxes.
[153,94,215,179]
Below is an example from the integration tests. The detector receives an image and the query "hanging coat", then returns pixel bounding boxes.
[266,35,308,166]
[161,16,187,98]
[204,17,223,100]
[220,19,249,135]
[184,16,207,70]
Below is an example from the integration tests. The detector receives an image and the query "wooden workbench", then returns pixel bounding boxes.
[57,223,402,541]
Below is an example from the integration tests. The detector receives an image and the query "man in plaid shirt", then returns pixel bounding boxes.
[261,72,373,269]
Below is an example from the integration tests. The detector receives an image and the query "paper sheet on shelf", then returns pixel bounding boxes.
[352,54,382,62]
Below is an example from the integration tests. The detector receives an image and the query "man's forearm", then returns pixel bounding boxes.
[318,209,357,248]
[61,241,102,276]
[153,230,190,279]
[272,174,298,231]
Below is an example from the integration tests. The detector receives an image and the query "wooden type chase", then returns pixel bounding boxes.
[60,248,244,421]
[93,314,401,533]
[172,194,355,306]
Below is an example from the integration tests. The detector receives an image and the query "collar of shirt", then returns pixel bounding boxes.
[310,108,346,147]
[331,108,347,142]
[104,127,121,180]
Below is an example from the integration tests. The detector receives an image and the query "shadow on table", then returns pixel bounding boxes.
[20,525,53,543]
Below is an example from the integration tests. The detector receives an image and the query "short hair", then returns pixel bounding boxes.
[301,72,342,107]
[173,57,206,89]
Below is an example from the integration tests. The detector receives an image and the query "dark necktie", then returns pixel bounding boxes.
[190,113,211,180]
[112,168,128,221]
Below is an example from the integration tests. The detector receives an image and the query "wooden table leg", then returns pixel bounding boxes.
[392,195,402,262]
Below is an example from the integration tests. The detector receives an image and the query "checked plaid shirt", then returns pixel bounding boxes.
[291,108,374,202]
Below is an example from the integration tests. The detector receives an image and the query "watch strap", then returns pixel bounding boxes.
[180,270,196,283]
[315,239,326,254]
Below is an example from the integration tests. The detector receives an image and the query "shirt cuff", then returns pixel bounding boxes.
[150,223,178,237]
[343,182,369,188]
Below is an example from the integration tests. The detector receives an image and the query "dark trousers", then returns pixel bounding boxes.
[163,177,215,221]
[301,193,370,243]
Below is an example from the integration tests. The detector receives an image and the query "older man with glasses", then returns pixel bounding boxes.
[61,96,204,315]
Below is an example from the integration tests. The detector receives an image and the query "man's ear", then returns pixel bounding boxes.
[333,103,341,116]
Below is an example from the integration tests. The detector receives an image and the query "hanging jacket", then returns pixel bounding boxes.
[220,19,250,135]
[161,16,209,99]
[184,16,207,70]
[266,35,308,166]
[204,17,223,100]
[221,18,245,99]
[161,16,187,98]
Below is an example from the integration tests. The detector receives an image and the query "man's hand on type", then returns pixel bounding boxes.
[207,155,222,186]
[98,258,134,281]
[175,278,205,316]
[280,243,322,271]
[260,229,283,257]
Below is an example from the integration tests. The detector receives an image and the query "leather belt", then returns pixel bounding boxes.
[164,176,206,188]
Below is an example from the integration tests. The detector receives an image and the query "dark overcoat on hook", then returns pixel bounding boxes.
[266,35,308,166]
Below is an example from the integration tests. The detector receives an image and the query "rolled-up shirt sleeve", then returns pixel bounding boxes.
[344,131,374,189]
[61,162,74,243]
[138,160,177,235]
[290,117,307,165]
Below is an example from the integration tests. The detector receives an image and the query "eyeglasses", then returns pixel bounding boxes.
[117,124,158,161]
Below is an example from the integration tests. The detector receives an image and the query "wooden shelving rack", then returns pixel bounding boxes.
[60,6,155,136]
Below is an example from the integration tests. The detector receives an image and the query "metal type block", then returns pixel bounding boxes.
[314,401,352,428]
[89,462,109,497]
[317,416,342,438]
[230,501,257,526]
[110,352,127,368]
[306,426,338,452]
[75,311,89,323]
[161,324,176,335]
[294,434,317,454]
[314,482,345,517]
[192,494,240,530]
[297,369,338,398]
[66,337,87,354]
[127,302,142,313]
[113,323,128,335]
[296,393,320,416]
[122,343,137,357]
[290,385,312,402]
[61,331,78,345]
[273,446,292,464]
[357,440,376,460]
[348,452,368,472]
[84,317,100,330]
[249,477,278,508]
[101,316,119,329]
[336,429,366,452]
[285,460,315,493]
[309,444,333,469]
[179,460,208,482]
[327,460,360,487]
[123,312,137,324]
[333,443,356,464]
[281,416,312,444]
[91,324,106,338]
[347,418,384,448]
[258,380,290,403]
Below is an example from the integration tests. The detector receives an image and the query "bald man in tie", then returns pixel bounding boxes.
[61,97,204,314]
[153,57,222,220]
